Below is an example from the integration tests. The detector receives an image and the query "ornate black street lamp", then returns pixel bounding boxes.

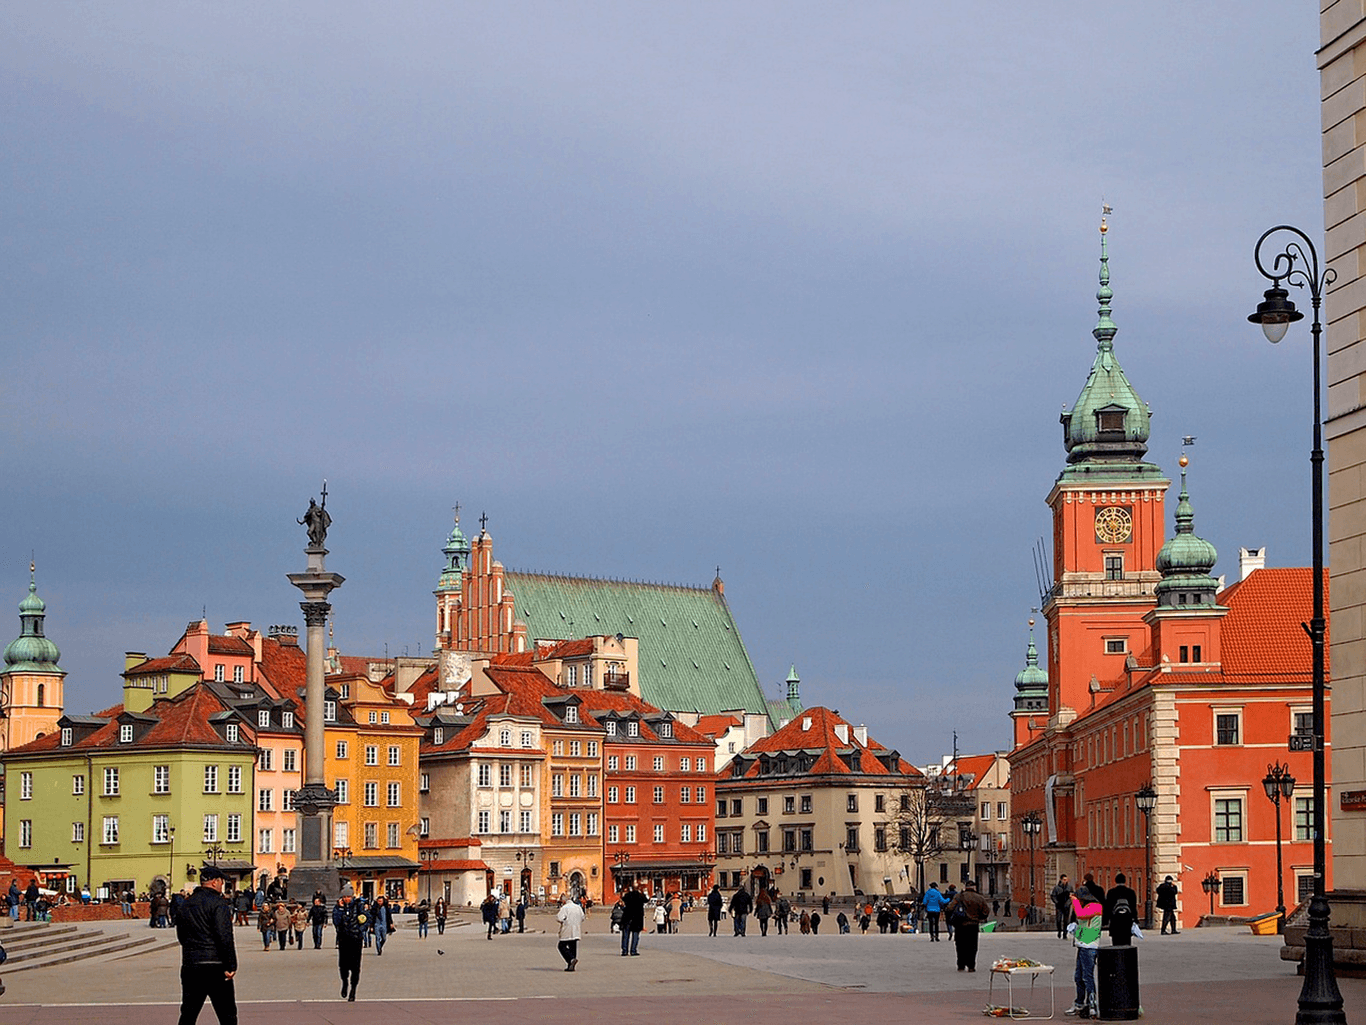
[1249,225,1346,1025]
[1021,814,1042,925]
[1135,784,1157,928]
[1202,871,1221,919]
[1263,762,1297,933]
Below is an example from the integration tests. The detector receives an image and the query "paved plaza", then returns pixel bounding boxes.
[0,910,1359,1024]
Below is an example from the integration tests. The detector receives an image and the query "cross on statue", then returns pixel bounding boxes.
[298,481,332,547]
[480,511,489,533]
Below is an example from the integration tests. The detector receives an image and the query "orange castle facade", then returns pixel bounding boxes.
[1009,228,1328,929]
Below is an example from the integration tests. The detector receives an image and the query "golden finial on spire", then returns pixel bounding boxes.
[1179,454,1189,468]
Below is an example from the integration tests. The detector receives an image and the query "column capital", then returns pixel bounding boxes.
[300,601,331,628]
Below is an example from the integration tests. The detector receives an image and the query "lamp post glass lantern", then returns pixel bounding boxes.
[1022,814,1042,925]
[1135,784,1157,928]
[1202,871,1220,919]
[1263,762,1296,933]
[1249,224,1345,1025]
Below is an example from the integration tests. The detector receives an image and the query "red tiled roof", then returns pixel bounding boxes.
[207,635,254,656]
[124,653,202,676]
[573,690,711,745]
[423,860,488,873]
[946,754,998,789]
[533,639,595,659]
[335,654,378,677]
[257,636,307,702]
[692,714,742,737]
[401,667,442,707]
[1218,568,1328,681]
[737,706,921,778]
[419,837,480,849]
[8,684,241,755]
[490,651,536,667]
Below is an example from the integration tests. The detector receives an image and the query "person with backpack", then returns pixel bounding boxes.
[333,883,366,1001]
[944,881,991,972]
[1067,889,1103,1017]
[774,893,790,935]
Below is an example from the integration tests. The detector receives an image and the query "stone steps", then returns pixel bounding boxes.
[1,923,161,973]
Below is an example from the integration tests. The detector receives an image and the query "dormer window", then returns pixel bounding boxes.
[119,724,133,744]
[61,727,72,747]
[659,722,672,739]
[1097,409,1125,432]
[258,710,270,728]
[605,721,617,736]
[282,711,294,729]
[627,721,638,737]
[500,728,511,746]
[324,700,336,722]
[339,683,350,699]
[226,723,239,743]
[233,665,244,683]
[565,705,579,724]
[434,727,444,745]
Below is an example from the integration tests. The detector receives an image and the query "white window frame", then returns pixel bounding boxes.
[1213,707,1243,746]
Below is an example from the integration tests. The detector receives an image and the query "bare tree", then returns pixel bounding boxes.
[886,786,950,899]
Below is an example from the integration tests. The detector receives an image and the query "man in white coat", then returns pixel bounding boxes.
[556,896,586,972]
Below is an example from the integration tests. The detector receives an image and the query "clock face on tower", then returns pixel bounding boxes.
[1094,506,1133,544]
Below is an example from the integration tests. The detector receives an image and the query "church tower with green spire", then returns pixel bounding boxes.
[1011,619,1049,747]
[1,563,66,753]
[1042,216,1170,722]
[434,508,471,651]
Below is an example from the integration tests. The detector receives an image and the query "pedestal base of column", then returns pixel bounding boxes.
[289,865,341,905]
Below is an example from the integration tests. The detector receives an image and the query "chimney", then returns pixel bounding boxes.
[854,724,869,746]
[124,652,147,672]
[834,724,849,744]
[1239,547,1266,581]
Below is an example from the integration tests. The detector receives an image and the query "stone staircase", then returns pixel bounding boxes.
[0,921,169,972]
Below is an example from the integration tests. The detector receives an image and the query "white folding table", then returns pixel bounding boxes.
[986,961,1056,1020]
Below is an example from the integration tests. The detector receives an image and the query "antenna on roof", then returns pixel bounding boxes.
[1032,536,1053,604]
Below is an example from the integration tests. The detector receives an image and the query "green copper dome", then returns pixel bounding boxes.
[3,567,63,673]
[1155,458,1219,606]
[1013,621,1048,713]
[1060,223,1153,465]
[436,511,471,593]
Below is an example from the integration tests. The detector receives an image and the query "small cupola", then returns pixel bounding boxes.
[1013,618,1049,712]
[1155,455,1220,607]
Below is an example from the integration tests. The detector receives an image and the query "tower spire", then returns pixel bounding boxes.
[1094,207,1117,352]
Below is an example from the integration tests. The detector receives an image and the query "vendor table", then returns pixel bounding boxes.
[986,961,1055,1020]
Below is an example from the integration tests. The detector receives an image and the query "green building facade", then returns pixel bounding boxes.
[3,686,257,896]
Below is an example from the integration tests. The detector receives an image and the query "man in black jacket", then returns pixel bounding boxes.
[175,865,237,1025]
[1155,876,1179,935]
[619,881,648,956]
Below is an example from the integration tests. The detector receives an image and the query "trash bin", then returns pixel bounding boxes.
[1097,945,1140,1020]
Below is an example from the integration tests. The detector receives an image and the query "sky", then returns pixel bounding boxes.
[0,2,1326,765]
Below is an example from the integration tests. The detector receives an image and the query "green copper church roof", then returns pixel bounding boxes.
[1060,222,1156,469]
[1155,457,1220,605]
[504,571,771,723]
[3,566,63,674]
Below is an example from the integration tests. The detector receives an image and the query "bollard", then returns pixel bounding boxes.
[1097,945,1140,1020]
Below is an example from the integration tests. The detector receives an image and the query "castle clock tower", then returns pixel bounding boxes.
[1043,219,1169,722]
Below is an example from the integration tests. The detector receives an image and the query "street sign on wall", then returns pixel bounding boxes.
[1288,734,1315,752]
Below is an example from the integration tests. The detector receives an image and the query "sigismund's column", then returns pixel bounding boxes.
[286,487,344,900]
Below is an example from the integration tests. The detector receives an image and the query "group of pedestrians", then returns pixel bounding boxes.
[480,892,527,938]
[1046,870,1161,1018]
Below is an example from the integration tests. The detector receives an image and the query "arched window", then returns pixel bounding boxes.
[36,683,44,707]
